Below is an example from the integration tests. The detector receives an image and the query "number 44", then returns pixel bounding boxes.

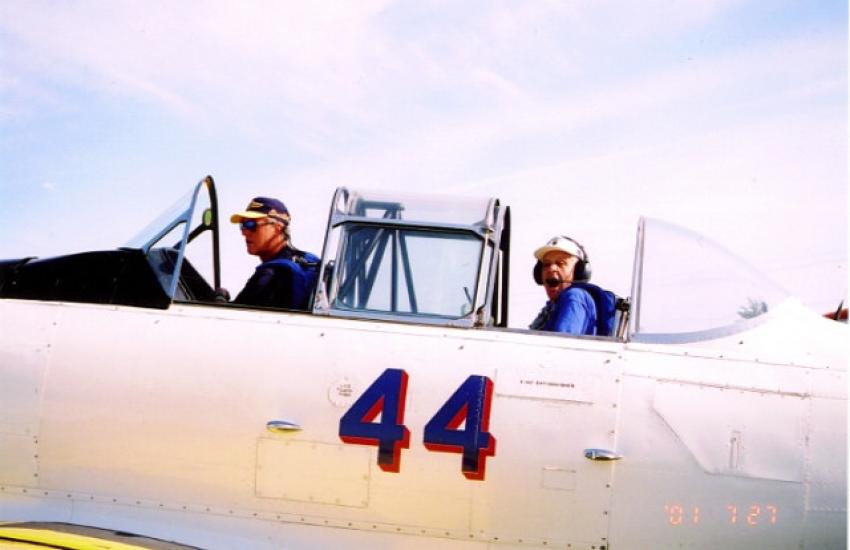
[339,368,497,480]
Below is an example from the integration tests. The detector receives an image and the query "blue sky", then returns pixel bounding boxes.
[1,1,846,325]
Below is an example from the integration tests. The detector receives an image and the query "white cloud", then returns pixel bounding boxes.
[1,2,393,125]
[0,0,750,127]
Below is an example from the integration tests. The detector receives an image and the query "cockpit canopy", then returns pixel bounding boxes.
[313,188,510,328]
[629,217,787,343]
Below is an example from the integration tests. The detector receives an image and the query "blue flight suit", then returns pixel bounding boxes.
[543,284,598,335]
[234,246,317,310]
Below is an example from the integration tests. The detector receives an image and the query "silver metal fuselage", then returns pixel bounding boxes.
[0,295,844,549]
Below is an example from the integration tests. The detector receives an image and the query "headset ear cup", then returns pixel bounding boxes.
[533,261,543,285]
[574,260,591,282]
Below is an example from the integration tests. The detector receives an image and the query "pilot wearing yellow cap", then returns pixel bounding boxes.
[229,197,318,310]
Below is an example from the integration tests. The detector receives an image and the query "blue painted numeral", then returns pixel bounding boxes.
[339,368,411,472]
[423,375,496,480]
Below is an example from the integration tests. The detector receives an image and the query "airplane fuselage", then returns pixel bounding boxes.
[1,296,844,549]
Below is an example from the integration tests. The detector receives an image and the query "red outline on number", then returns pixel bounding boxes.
[385,372,411,472]
[465,378,496,480]
[423,377,497,481]
[339,396,385,447]
[339,372,411,473]
[423,403,469,453]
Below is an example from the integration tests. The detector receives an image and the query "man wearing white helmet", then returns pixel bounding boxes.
[529,235,598,334]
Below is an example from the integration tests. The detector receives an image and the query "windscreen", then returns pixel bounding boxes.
[333,226,483,318]
[634,218,788,337]
[123,178,217,300]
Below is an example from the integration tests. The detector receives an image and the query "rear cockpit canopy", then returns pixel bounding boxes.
[630,217,789,343]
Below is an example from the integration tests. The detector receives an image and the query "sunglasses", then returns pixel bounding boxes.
[240,219,275,231]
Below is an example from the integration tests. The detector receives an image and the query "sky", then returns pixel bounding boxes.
[1,1,847,327]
